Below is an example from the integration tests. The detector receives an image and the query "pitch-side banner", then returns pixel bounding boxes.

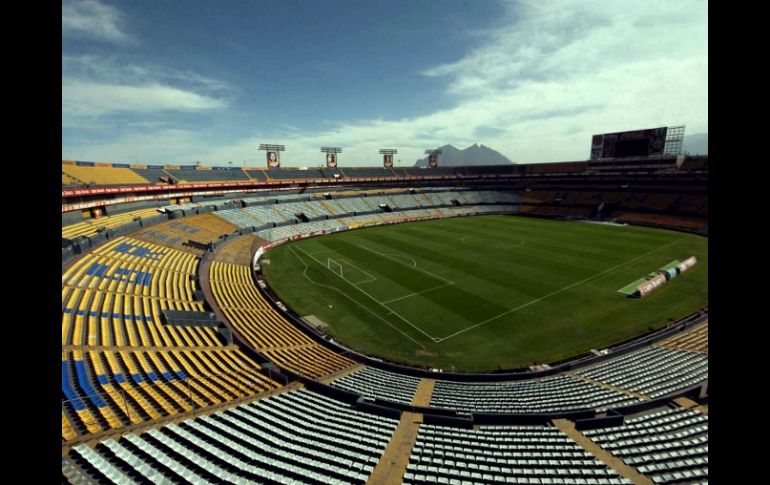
[383,154,393,168]
[267,151,280,168]
[326,153,337,168]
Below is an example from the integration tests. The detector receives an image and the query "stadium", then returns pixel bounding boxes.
[61,137,708,483]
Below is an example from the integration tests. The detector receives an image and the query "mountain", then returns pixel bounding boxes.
[682,133,708,155]
[414,143,514,167]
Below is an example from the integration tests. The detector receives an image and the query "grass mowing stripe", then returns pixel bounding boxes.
[262,215,708,371]
[436,235,690,343]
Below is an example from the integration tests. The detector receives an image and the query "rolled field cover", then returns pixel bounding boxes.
[677,256,697,273]
[636,273,668,297]
[665,267,678,280]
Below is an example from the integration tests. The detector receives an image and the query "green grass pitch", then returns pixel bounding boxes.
[262,215,708,372]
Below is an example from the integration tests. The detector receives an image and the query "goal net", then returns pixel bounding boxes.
[327,258,344,278]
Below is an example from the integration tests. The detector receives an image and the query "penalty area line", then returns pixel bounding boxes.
[289,246,428,349]
[357,245,454,284]
[381,281,455,305]
[293,245,438,343]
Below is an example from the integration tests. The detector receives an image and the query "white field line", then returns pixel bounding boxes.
[435,236,690,343]
[357,245,454,284]
[381,253,417,267]
[306,248,343,256]
[289,247,427,348]
[341,259,378,283]
[327,257,377,283]
[294,246,437,342]
[381,282,455,305]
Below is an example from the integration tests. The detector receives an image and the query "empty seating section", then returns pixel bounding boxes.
[130,167,172,184]
[330,366,421,405]
[244,169,268,180]
[403,167,457,177]
[583,407,708,483]
[335,196,375,213]
[62,163,151,186]
[576,347,708,399]
[207,189,523,236]
[62,172,81,187]
[528,161,588,174]
[273,201,321,220]
[133,214,238,255]
[62,236,279,440]
[210,261,355,378]
[341,167,397,178]
[612,212,708,232]
[255,219,346,242]
[215,208,263,229]
[65,389,399,484]
[656,323,708,354]
[385,193,422,209]
[464,165,515,176]
[214,234,266,266]
[266,168,325,179]
[245,204,291,224]
[430,376,640,413]
[164,168,250,183]
[406,423,630,484]
[62,208,162,240]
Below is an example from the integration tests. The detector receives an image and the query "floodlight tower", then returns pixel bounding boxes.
[425,148,442,168]
[321,147,342,168]
[379,149,397,168]
[259,144,285,168]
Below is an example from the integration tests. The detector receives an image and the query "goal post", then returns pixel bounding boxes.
[327,258,344,278]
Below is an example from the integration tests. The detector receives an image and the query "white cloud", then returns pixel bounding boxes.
[63,0,707,165]
[62,56,231,121]
[62,81,227,117]
[62,0,131,44]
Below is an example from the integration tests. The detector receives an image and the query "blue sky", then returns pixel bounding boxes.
[62,0,708,166]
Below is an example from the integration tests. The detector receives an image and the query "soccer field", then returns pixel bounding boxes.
[262,215,708,371]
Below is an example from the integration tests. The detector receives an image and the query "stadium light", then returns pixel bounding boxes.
[380,149,397,169]
[321,147,342,168]
[425,148,442,168]
[259,144,285,169]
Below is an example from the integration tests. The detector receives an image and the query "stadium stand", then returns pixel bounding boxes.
[165,167,250,183]
[265,168,325,180]
[341,167,397,178]
[582,407,708,484]
[63,389,399,484]
[62,208,163,240]
[243,169,268,180]
[62,236,280,441]
[62,161,151,186]
[130,167,174,184]
[429,376,640,414]
[62,157,708,483]
[406,423,632,484]
[656,322,708,354]
[330,366,422,405]
[133,213,238,256]
[210,260,355,378]
[575,347,708,399]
